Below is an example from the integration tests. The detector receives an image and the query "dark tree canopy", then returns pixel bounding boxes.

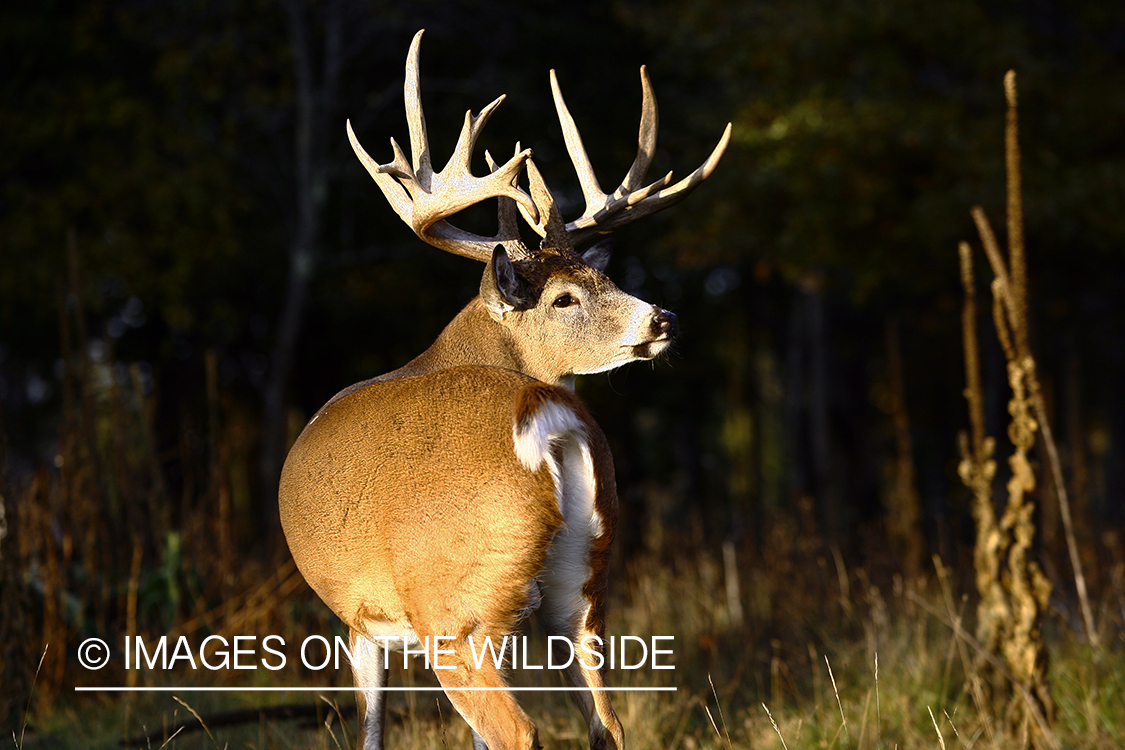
[2,0,1123,557]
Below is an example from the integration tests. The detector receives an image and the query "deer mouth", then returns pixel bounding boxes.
[631,338,673,360]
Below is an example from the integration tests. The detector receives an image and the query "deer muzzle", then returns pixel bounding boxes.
[652,309,678,340]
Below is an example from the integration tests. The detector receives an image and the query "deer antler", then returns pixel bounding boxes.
[347,29,539,262]
[529,66,732,246]
[352,31,731,262]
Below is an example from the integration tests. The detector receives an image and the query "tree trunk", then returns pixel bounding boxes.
[259,0,343,536]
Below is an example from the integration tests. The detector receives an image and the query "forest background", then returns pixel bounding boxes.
[1,0,1123,747]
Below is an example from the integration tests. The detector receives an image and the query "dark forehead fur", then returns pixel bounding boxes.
[510,247,611,305]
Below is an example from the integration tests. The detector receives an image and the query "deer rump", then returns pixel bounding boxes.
[279,365,617,657]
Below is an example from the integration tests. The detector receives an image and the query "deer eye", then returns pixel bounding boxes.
[552,294,577,309]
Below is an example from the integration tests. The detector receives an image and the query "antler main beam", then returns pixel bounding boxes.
[347,30,538,262]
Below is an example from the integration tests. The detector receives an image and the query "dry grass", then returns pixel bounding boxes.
[13,541,1125,749]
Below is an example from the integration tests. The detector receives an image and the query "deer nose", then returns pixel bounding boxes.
[652,309,678,338]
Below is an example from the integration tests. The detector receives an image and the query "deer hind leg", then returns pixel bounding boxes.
[557,625,624,750]
[538,432,624,750]
[542,588,624,750]
[428,637,541,750]
[350,627,391,750]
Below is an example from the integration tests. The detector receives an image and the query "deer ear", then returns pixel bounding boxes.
[580,241,612,272]
[481,245,523,321]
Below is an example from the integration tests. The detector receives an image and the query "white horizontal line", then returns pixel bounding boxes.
[75,686,676,693]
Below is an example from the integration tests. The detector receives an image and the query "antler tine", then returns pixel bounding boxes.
[403,30,431,183]
[486,145,532,259]
[525,158,573,253]
[348,29,539,263]
[450,95,504,174]
[549,66,733,246]
[550,69,604,211]
[347,120,412,221]
[510,141,544,239]
[620,66,658,195]
[504,145,577,255]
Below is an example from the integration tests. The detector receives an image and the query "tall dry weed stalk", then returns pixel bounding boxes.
[990,74,1095,653]
[957,70,1080,750]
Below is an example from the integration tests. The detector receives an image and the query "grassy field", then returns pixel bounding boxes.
[14,545,1124,750]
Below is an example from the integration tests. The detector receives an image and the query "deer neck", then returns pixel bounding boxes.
[390,297,561,385]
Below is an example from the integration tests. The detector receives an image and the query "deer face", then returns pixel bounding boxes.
[481,245,677,381]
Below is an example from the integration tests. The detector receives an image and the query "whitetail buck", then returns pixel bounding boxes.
[279,30,729,750]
